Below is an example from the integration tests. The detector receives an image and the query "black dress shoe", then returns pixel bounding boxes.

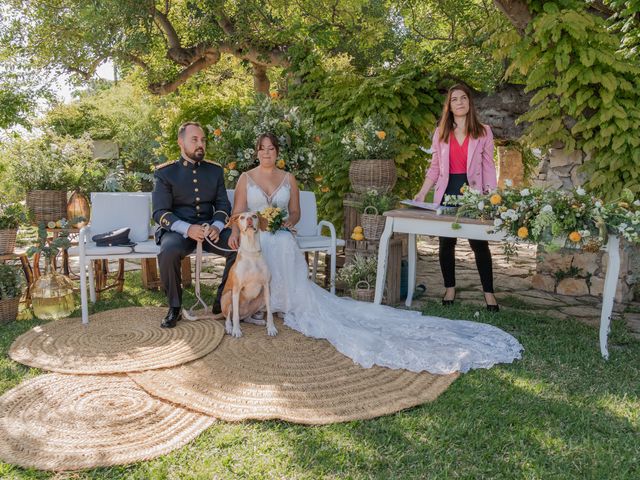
[211,302,224,319]
[161,307,182,328]
[486,303,500,312]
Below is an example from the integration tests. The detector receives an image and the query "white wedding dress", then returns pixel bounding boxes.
[245,173,523,375]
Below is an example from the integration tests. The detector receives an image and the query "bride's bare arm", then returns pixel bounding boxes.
[229,174,248,249]
[285,174,301,227]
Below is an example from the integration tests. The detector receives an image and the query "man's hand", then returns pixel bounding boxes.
[187,224,206,242]
[207,225,220,242]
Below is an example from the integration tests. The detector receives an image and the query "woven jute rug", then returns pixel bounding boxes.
[130,320,459,424]
[0,374,215,471]
[9,307,224,374]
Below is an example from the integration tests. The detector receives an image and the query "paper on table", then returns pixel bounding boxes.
[400,199,440,211]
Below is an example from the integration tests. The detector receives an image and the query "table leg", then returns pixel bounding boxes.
[374,218,394,305]
[600,234,620,360]
[405,233,417,307]
[18,254,34,301]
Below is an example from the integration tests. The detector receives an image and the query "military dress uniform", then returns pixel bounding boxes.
[152,156,236,309]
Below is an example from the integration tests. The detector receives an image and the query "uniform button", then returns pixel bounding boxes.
[196,205,200,210]
[193,179,197,183]
[183,161,188,167]
[194,188,199,192]
[196,197,200,201]
[193,170,196,174]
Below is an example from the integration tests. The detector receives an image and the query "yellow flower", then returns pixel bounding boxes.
[270,91,279,99]
[618,201,629,209]
[315,175,323,182]
[213,128,222,137]
[227,161,237,170]
[490,194,502,205]
[276,159,286,169]
[321,186,330,193]
[569,231,582,243]
[47,221,57,229]
[375,130,386,140]
[460,186,467,194]
[224,168,229,174]
[517,227,528,239]
[313,135,321,143]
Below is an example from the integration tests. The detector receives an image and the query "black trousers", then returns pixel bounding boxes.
[157,229,236,308]
[439,173,494,293]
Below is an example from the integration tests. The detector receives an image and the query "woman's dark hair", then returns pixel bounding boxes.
[437,84,485,142]
[255,133,280,155]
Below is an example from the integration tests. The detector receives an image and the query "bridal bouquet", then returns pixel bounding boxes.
[260,206,289,234]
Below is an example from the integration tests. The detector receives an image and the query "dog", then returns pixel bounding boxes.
[221,211,277,338]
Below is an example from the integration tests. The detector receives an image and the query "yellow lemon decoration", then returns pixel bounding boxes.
[517,227,529,239]
[47,221,57,229]
[276,159,286,169]
[490,194,502,205]
[569,231,582,243]
[353,226,363,234]
[351,233,364,241]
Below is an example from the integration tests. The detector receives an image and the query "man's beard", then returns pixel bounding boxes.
[189,148,205,161]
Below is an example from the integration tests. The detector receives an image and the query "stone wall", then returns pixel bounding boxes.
[532,148,637,306]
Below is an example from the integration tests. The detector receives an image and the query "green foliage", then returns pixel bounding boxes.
[26,222,72,261]
[207,95,319,188]
[358,189,397,214]
[337,254,378,290]
[340,116,399,160]
[499,2,640,200]
[0,201,28,229]
[2,132,106,194]
[290,58,443,229]
[0,264,23,300]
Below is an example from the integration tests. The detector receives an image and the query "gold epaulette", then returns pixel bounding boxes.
[155,160,176,170]
[202,159,222,167]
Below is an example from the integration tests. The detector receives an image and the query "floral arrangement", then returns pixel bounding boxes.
[358,189,397,215]
[445,182,640,252]
[0,201,29,230]
[337,255,378,291]
[341,116,398,161]
[259,207,289,234]
[207,96,318,188]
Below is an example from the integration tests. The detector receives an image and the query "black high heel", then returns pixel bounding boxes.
[484,293,499,312]
[442,290,456,306]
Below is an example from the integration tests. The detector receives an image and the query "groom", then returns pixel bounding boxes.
[152,122,236,328]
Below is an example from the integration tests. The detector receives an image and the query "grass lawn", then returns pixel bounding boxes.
[0,271,638,479]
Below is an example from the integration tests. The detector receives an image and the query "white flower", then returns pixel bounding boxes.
[576,187,586,196]
[474,311,480,318]
[520,188,530,196]
[494,218,504,227]
[541,204,553,213]
[230,169,239,177]
[595,201,603,208]
[504,179,513,187]
[634,199,640,207]
[477,201,485,210]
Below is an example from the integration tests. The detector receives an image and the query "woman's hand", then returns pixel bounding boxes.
[413,190,427,202]
[228,230,240,250]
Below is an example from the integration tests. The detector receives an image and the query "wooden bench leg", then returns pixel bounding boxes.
[141,258,160,290]
[181,257,192,288]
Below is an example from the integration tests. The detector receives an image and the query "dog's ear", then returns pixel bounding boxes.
[258,214,269,231]
[225,214,240,229]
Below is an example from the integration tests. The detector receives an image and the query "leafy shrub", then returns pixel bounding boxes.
[0,264,23,300]
[337,255,378,290]
[0,201,29,229]
[358,189,397,215]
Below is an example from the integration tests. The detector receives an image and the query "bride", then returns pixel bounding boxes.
[228,133,523,375]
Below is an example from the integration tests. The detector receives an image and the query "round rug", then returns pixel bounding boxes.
[9,307,225,374]
[130,320,459,424]
[0,374,215,471]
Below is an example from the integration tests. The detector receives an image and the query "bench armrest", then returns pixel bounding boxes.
[316,220,337,244]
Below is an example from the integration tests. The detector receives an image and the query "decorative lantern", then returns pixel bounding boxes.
[67,191,91,228]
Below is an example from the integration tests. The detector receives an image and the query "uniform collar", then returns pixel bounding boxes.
[181,156,201,167]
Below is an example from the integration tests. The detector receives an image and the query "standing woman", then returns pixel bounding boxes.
[414,84,499,311]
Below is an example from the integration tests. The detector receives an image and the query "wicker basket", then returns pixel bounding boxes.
[0,229,17,254]
[26,190,67,225]
[349,159,397,194]
[0,297,20,325]
[351,281,375,302]
[361,206,386,241]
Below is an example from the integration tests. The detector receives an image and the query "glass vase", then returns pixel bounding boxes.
[31,259,75,320]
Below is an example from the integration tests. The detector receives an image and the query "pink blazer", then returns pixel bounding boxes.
[425,125,497,205]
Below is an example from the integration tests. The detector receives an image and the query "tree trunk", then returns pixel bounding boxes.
[493,0,532,34]
[252,63,270,94]
[475,83,533,141]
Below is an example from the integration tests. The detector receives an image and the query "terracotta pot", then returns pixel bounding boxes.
[67,191,90,228]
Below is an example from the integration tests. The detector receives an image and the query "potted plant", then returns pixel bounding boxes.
[337,254,378,302]
[0,200,29,254]
[358,189,397,241]
[27,222,75,320]
[0,264,24,324]
[341,117,399,194]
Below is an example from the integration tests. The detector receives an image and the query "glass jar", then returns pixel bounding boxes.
[31,259,75,320]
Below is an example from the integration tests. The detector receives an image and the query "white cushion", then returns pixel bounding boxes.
[68,243,136,256]
[90,192,151,243]
[296,235,345,250]
[133,240,161,254]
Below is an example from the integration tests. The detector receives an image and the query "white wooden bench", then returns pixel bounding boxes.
[70,191,344,324]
